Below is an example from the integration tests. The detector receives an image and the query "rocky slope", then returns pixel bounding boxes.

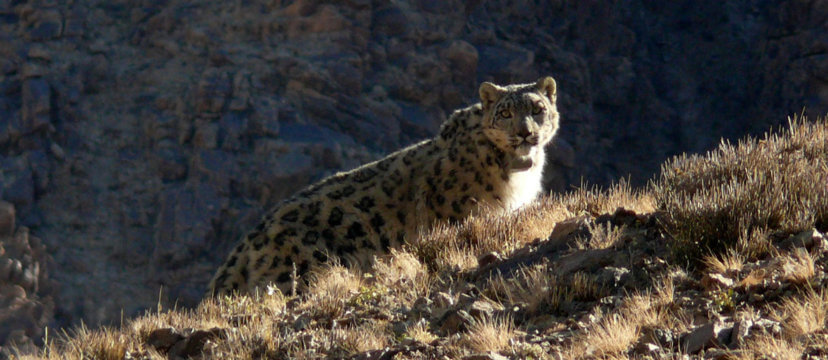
[12,117,828,359]
[0,0,827,349]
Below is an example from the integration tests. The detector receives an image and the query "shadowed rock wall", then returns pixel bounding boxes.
[0,0,826,348]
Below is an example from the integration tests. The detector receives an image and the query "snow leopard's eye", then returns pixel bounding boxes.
[532,103,544,115]
[498,109,512,118]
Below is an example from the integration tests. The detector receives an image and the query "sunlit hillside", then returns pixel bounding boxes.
[11,116,828,359]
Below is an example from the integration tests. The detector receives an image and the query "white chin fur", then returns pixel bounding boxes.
[504,152,545,211]
[510,156,534,172]
[515,143,533,156]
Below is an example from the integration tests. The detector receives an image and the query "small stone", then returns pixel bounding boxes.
[611,207,639,226]
[5,259,22,282]
[458,292,476,306]
[597,266,630,288]
[433,292,454,309]
[293,314,311,331]
[0,201,15,236]
[751,319,781,335]
[477,251,501,267]
[462,352,509,360]
[701,273,734,290]
[168,328,225,359]
[20,265,37,291]
[413,296,433,317]
[547,216,590,242]
[468,300,496,319]
[146,328,184,352]
[26,46,51,61]
[653,328,675,345]
[353,348,393,360]
[461,283,480,297]
[49,143,65,160]
[680,322,728,354]
[780,228,823,250]
[705,348,732,360]
[439,310,473,334]
[414,296,432,308]
[391,321,408,337]
[0,258,16,281]
[634,342,661,354]
[729,320,752,348]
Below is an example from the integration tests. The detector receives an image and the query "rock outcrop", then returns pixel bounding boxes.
[0,201,55,354]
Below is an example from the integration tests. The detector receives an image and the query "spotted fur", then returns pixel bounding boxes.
[208,77,560,296]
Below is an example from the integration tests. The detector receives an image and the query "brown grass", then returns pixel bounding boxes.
[484,265,605,315]
[16,116,828,360]
[654,115,828,264]
[372,249,432,303]
[564,280,675,359]
[461,316,515,354]
[301,264,363,321]
[558,178,656,217]
[328,322,391,356]
[773,290,827,338]
[737,335,804,360]
[408,200,572,274]
[778,247,816,285]
[578,222,626,250]
[404,321,437,344]
[703,250,745,275]
[409,177,655,275]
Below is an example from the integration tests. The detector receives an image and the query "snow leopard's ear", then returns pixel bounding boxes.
[479,82,504,111]
[535,76,557,103]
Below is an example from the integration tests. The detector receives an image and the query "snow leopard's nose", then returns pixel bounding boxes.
[517,129,532,139]
[516,119,532,139]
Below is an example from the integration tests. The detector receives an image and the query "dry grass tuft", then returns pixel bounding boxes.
[303,264,363,320]
[409,198,573,274]
[773,290,827,338]
[462,316,515,354]
[736,226,774,261]
[329,323,391,356]
[579,222,626,250]
[702,250,745,275]
[485,265,605,315]
[778,248,815,284]
[39,326,130,360]
[558,179,656,217]
[565,279,675,359]
[404,321,437,344]
[738,335,804,360]
[568,312,641,358]
[373,249,432,302]
[654,116,828,264]
[410,174,657,275]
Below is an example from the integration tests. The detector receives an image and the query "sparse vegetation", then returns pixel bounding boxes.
[461,316,515,354]
[8,116,828,359]
[654,115,828,265]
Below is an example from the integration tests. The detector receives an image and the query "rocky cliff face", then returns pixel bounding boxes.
[0,0,826,348]
[0,202,54,353]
